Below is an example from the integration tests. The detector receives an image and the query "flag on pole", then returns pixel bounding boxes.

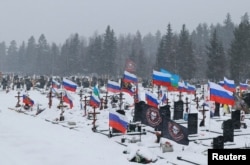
[109,110,129,134]
[89,94,100,108]
[62,78,77,92]
[209,82,235,106]
[23,94,34,106]
[62,91,74,109]
[107,80,121,93]
[161,117,189,145]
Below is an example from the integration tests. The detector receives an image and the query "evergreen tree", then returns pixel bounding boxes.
[25,36,37,74]
[60,39,70,75]
[229,12,250,83]
[130,31,148,77]
[87,35,103,74]
[206,30,226,82]
[0,42,6,71]
[18,42,26,74]
[191,23,210,79]
[176,25,195,80]
[37,34,50,74]
[7,40,18,72]
[68,33,81,74]
[50,43,60,75]
[102,25,117,76]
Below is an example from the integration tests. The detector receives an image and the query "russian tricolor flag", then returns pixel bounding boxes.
[145,91,159,108]
[223,77,236,92]
[152,70,171,87]
[23,95,34,106]
[209,82,235,106]
[52,79,60,89]
[240,83,248,91]
[178,81,186,92]
[109,110,128,134]
[62,78,77,92]
[123,71,138,83]
[62,91,73,109]
[107,80,121,93]
[89,94,100,108]
[187,83,196,94]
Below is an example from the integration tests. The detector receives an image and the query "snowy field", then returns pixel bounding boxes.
[1,84,250,165]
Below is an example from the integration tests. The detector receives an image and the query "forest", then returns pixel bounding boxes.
[0,12,250,84]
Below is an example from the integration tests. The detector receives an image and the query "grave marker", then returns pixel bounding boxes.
[213,136,224,149]
[15,91,22,107]
[222,119,234,142]
[173,100,184,120]
[199,103,209,127]
[231,110,241,129]
[188,113,198,135]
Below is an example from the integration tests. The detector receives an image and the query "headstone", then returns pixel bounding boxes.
[213,102,220,117]
[188,113,198,135]
[173,100,184,120]
[231,110,241,129]
[128,123,136,132]
[159,104,171,119]
[222,119,234,142]
[213,136,224,149]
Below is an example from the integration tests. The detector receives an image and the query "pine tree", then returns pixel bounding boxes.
[102,25,117,76]
[0,42,7,71]
[177,25,195,80]
[7,40,18,72]
[206,30,226,82]
[229,13,250,83]
[25,36,37,74]
[37,34,50,74]
[18,42,26,73]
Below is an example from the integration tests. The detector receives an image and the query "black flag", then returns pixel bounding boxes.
[134,101,162,129]
[161,117,189,145]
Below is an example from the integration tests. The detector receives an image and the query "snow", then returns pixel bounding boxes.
[0,85,250,165]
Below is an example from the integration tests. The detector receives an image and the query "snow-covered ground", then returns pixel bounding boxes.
[1,85,250,165]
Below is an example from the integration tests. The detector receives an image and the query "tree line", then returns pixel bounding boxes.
[0,13,250,84]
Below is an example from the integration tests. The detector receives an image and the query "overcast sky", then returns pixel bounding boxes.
[0,0,249,45]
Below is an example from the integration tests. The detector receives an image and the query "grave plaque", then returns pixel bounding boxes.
[159,104,171,119]
[222,119,234,142]
[173,100,184,120]
[213,136,224,149]
[188,113,198,135]
[213,102,220,117]
[231,110,241,129]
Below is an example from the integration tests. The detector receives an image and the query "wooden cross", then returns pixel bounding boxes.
[15,91,22,107]
[199,103,209,127]
[193,96,200,110]
[82,95,90,117]
[157,85,161,99]
[103,91,110,109]
[201,85,205,100]
[118,92,125,110]
[165,97,171,105]
[78,89,83,110]
[57,92,67,113]
[100,98,105,110]
[177,91,183,101]
[88,106,100,132]
[48,88,53,108]
[184,97,190,113]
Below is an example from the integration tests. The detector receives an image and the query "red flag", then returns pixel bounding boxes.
[125,59,136,73]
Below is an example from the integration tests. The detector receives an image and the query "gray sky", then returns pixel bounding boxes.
[0,0,249,45]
